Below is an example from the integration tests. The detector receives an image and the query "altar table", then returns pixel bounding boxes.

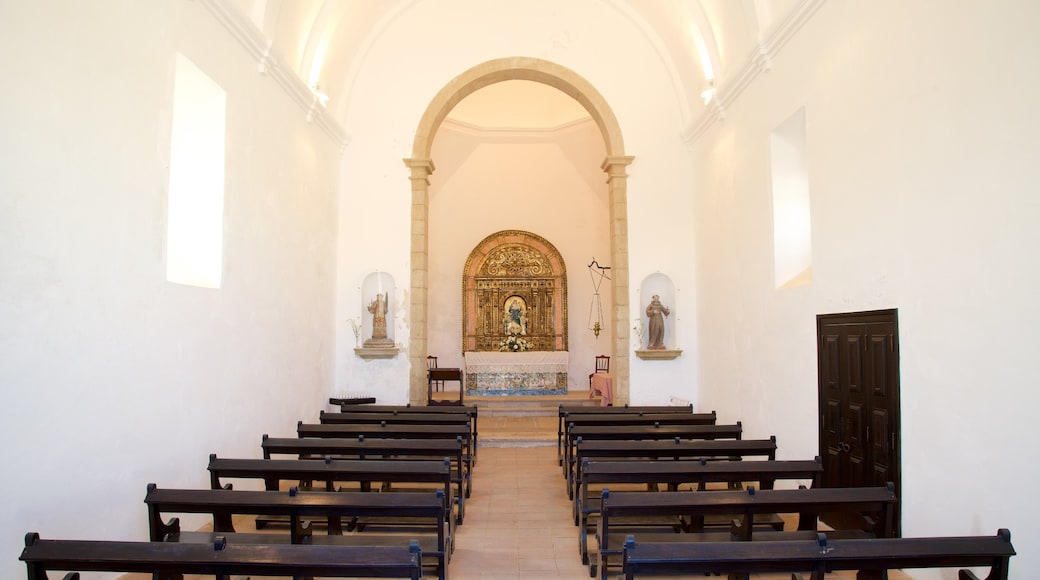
[464,351,568,396]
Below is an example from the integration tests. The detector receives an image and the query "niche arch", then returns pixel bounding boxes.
[462,230,567,352]
[406,57,633,403]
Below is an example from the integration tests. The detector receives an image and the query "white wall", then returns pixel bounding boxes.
[692,0,1040,575]
[0,2,340,577]
[427,120,611,387]
[334,0,700,404]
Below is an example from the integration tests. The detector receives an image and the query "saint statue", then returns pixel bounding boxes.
[645,294,670,350]
[503,297,527,335]
[363,292,394,347]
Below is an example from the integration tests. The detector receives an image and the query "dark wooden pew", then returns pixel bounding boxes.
[570,437,778,503]
[331,404,479,454]
[206,455,459,523]
[561,411,717,473]
[332,405,478,459]
[298,421,474,464]
[575,458,824,564]
[145,484,450,579]
[594,484,898,580]
[332,407,478,438]
[621,529,1016,580]
[20,532,423,579]
[321,410,472,425]
[330,396,377,405]
[263,434,471,502]
[564,423,744,497]
[557,404,693,464]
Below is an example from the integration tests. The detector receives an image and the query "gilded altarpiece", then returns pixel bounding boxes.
[462,231,568,395]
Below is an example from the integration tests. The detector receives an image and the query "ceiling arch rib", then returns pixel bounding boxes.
[600,0,698,135]
[299,0,350,90]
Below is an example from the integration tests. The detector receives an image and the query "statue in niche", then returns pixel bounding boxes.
[645,294,671,350]
[364,292,394,347]
[503,296,528,335]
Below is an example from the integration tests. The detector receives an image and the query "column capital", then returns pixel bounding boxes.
[600,156,635,181]
[403,158,436,182]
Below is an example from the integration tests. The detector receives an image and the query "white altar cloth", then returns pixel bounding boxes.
[464,351,568,395]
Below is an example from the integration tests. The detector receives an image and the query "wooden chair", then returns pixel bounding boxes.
[588,355,610,387]
[427,355,442,392]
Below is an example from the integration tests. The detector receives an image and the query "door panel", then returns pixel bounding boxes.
[817,310,901,535]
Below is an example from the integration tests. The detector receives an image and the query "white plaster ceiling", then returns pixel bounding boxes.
[233,0,806,128]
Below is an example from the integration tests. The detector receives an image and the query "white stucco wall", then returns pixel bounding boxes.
[0,2,340,577]
[692,0,1040,575]
[334,0,699,405]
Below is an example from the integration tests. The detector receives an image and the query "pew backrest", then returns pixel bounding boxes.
[557,404,694,461]
[620,530,1015,580]
[565,423,744,493]
[570,436,778,503]
[21,532,424,579]
[145,483,446,542]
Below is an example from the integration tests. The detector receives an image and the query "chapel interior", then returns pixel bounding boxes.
[3,0,1038,578]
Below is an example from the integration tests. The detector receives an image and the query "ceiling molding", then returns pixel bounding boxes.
[681,0,826,145]
[199,0,349,148]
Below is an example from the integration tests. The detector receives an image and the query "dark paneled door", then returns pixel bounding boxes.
[817,309,901,533]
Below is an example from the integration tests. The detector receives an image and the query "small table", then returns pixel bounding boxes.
[590,373,614,406]
[428,368,464,406]
[329,397,376,406]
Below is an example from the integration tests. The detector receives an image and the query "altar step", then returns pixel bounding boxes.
[432,390,603,417]
[430,391,604,447]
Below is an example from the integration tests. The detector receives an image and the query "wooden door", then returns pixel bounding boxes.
[817,309,901,533]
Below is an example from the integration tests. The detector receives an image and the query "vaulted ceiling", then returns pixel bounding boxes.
[229,0,807,128]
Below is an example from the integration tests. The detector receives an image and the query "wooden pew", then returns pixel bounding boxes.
[571,437,778,502]
[560,411,717,473]
[331,404,479,455]
[206,455,459,524]
[20,532,423,579]
[329,396,377,405]
[263,434,471,503]
[298,421,474,467]
[145,484,450,579]
[575,458,823,564]
[594,484,898,580]
[321,410,472,425]
[557,404,693,464]
[319,409,478,463]
[620,529,1016,580]
[564,423,744,497]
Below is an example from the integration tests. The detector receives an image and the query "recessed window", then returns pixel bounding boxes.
[166,53,226,288]
[770,107,812,289]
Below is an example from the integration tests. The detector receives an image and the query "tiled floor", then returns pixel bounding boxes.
[449,446,589,579]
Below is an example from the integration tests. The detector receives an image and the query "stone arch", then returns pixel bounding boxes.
[405,57,632,403]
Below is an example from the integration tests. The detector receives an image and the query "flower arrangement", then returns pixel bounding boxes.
[499,333,531,352]
[632,317,645,350]
[348,317,363,347]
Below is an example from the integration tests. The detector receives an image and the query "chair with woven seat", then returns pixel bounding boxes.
[588,355,610,387]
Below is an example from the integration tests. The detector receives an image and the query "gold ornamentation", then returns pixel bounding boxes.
[480,244,552,277]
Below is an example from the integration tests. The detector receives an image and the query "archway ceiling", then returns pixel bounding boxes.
[239,0,803,127]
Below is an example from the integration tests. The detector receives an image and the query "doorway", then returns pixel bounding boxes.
[817,309,901,533]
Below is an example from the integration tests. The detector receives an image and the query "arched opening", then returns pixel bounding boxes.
[405,57,632,404]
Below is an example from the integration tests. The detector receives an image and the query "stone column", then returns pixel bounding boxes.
[404,158,435,404]
[601,156,634,405]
